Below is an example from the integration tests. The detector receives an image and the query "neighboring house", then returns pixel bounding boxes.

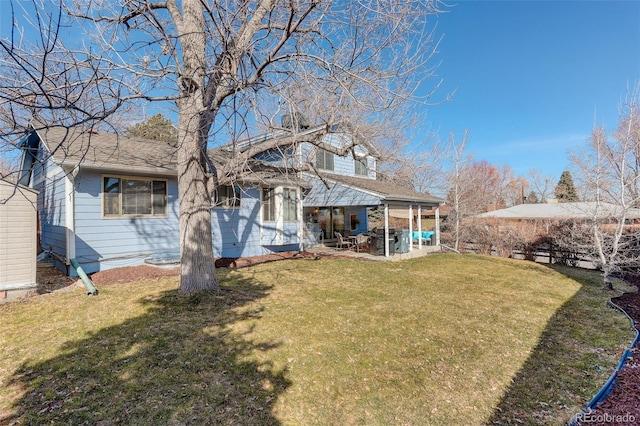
[233,122,444,255]
[474,202,640,223]
[0,178,38,300]
[18,121,307,276]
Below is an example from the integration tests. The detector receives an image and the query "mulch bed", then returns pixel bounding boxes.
[579,289,640,425]
[35,251,337,291]
[89,251,323,286]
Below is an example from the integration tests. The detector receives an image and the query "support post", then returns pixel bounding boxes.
[384,203,389,257]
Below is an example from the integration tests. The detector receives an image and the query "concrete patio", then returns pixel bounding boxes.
[305,244,441,261]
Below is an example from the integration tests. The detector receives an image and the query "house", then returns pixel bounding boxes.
[18,121,308,276]
[232,122,444,255]
[474,202,640,223]
[0,178,38,300]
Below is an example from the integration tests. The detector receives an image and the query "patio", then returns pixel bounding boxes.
[306,243,441,261]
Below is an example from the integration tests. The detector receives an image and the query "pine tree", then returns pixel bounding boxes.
[525,190,539,204]
[554,170,579,202]
[127,114,178,143]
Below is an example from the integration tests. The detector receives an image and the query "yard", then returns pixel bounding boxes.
[0,254,634,425]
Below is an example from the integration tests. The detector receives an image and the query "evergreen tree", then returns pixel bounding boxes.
[525,190,539,204]
[127,114,178,143]
[554,170,579,202]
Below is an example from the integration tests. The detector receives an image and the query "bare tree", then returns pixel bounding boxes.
[378,128,449,194]
[503,173,528,207]
[444,130,472,251]
[527,168,555,203]
[0,156,17,182]
[571,84,640,288]
[1,0,444,294]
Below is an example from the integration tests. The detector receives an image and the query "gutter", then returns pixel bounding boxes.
[59,161,178,177]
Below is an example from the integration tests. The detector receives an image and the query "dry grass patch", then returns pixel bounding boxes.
[0,254,633,425]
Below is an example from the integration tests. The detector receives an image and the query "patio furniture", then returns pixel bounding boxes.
[335,232,354,250]
[412,230,434,245]
[353,233,371,253]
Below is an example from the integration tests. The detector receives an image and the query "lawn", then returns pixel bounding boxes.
[0,254,634,425]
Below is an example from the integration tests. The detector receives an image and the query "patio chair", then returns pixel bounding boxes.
[354,233,370,253]
[335,232,354,250]
[412,230,434,245]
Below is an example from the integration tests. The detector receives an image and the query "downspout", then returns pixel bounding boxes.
[70,258,98,296]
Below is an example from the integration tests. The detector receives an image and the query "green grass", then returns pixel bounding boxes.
[0,254,634,425]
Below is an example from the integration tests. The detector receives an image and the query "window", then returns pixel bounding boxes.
[316,148,334,171]
[350,214,359,231]
[354,158,368,176]
[262,187,298,222]
[283,188,298,222]
[262,188,276,221]
[214,185,241,208]
[103,176,167,217]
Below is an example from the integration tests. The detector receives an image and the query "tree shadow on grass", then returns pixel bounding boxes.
[1,276,290,425]
[487,265,635,425]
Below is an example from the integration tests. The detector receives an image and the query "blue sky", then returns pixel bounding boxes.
[1,0,638,181]
[421,0,640,178]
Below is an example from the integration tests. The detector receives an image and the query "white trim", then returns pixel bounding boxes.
[435,206,441,246]
[418,205,423,249]
[100,174,169,219]
[64,168,77,263]
[62,161,177,177]
[275,187,284,245]
[297,188,303,250]
[408,205,413,252]
[384,203,390,257]
[301,172,381,198]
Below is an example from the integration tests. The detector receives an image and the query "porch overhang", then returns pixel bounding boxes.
[302,173,444,257]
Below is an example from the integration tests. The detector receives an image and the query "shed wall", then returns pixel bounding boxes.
[0,181,37,290]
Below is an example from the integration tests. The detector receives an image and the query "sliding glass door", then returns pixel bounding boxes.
[311,207,345,240]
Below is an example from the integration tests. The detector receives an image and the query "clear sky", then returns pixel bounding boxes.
[421,0,640,179]
[1,0,638,182]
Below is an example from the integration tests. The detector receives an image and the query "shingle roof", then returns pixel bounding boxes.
[318,172,443,205]
[474,202,640,220]
[30,122,307,187]
[33,123,178,175]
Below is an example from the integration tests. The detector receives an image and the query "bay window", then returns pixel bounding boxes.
[262,187,298,222]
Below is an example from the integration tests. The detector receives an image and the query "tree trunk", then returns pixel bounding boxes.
[174,0,218,295]
[176,105,218,295]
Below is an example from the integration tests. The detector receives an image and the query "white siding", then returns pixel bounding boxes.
[0,180,37,290]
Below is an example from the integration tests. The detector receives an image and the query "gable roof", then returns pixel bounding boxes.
[32,122,178,175]
[28,122,307,187]
[474,202,640,220]
[316,172,443,205]
[232,124,381,158]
